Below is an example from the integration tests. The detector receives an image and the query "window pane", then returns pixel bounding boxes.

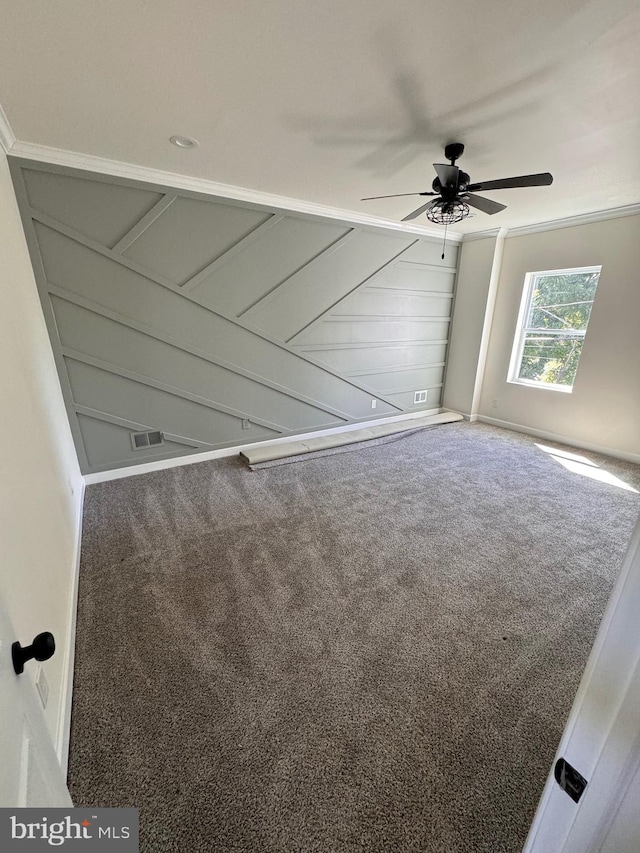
[518,332,584,386]
[527,272,600,331]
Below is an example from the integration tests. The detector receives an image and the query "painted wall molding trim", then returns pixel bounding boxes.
[2,103,638,242]
[84,408,444,484]
[8,139,459,241]
[478,415,640,465]
[506,203,640,236]
[461,228,503,243]
[469,228,507,419]
[0,103,16,154]
[465,202,640,242]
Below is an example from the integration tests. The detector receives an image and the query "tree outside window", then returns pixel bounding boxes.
[509,266,601,391]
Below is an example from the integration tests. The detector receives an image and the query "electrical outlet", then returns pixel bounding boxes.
[241,419,251,430]
[36,666,49,709]
[491,398,498,408]
[371,399,377,409]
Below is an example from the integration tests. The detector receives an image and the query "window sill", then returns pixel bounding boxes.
[507,378,573,394]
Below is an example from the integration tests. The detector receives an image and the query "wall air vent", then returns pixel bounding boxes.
[414,390,428,405]
[131,430,164,450]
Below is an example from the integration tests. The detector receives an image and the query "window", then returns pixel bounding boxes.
[508,266,601,392]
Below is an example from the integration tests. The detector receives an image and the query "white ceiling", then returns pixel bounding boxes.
[1,0,639,234]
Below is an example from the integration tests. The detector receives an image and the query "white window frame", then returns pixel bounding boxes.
[507,265,602,393]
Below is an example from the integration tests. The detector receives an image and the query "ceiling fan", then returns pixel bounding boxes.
[362,142,553,225]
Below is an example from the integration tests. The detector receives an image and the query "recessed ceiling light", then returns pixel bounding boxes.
[169,135,199,149]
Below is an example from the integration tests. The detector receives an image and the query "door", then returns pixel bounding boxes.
[0,591,72,806]
[524,513,640,852]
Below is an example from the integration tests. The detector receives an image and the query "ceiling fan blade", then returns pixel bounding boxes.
[466,172,553,192]
[464,193,507,215]
[361,192,437,200]
[402,200,438,222]
[434,163,459,189]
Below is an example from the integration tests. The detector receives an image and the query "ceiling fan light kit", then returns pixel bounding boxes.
[362,141,553,227]
[425,198,470,224]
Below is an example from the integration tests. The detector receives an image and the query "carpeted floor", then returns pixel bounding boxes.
[68,422,640,852]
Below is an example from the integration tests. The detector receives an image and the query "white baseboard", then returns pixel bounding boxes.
[84,408,443,484]
[56,480,85,776]
[477,415,640,465]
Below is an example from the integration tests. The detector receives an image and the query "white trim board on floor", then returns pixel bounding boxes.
[57,480,85,776]
[84,409,449,484]
[240,412,463,465]
[478,416,640,465]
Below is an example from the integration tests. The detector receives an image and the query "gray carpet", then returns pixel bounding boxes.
[68,423,640,853]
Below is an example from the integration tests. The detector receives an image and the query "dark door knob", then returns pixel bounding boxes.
[12,632,56,675]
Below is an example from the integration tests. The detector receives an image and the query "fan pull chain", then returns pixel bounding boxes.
[441,221,448,260]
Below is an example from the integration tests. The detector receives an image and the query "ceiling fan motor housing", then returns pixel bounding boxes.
[444,142,465,163]
[432,170,470,195]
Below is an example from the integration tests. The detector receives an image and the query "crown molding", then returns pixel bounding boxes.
[463,203,640,243]
[8,139,463,242]
[461,227,504,243]
[0,99,640,243]
[0,103,16,154]
[505,203,640,236]
[6,119,635,240]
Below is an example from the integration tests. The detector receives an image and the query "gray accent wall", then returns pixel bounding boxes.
[9,158,459,473]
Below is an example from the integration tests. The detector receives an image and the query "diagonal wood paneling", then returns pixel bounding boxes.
[111,194,177,254]
[295,342,450,374]
[22,167,164,248]
[189,217,351,314]
[123,196,272,285]
[35,225,397,415]
[75,414,203,469]
[288,243,458,415]
[242,230,416,341]
[9,158,459,473]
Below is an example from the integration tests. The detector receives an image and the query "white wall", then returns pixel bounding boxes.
[0,150,83,760]
[442,235,497,417]
[478,215,640,459]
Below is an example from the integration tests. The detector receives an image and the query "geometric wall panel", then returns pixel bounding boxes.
[76,415,201,469]
[189,216,350,316]
[123,196,272,286]
[22,168,163,248]
[289,243,457,416]
[295,342,449,375]
[9,158,459,474]
[242,230,415,341]
[67,359,281,450]
[54,300,345,433]
[292,318,452,347]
